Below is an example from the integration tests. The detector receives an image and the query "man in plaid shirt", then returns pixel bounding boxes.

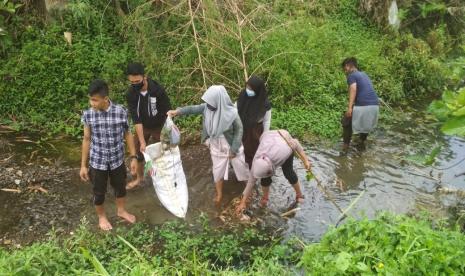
[80,79,138,231]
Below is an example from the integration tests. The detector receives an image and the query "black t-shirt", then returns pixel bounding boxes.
[126,78,171,129]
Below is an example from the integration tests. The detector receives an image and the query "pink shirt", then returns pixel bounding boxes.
[242,130,304,197]
[254,130,303,169]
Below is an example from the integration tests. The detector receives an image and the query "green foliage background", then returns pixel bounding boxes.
[0,0,460,140]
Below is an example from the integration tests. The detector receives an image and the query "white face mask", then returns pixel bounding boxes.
[246,88,256,97]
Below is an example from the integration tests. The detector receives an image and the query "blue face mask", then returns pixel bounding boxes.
[246,88,256,97]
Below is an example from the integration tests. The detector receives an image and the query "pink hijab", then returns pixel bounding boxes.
[251,155,274,178]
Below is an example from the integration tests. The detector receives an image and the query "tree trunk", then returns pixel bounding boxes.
[359,0,391,27]
[113,0,125,17]
[25,0,47,19]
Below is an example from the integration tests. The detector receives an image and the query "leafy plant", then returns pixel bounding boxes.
[0,217,300,275]
[2,212,465,274]
[405,145,442,166]
[0,8,135,138]
[429,87,465,136]
[81,247,110,276]
[300,213,465,275]
[0,0,23,55]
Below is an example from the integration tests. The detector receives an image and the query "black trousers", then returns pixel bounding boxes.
[135,127,161,161]
[260,154,298,187]
[341,114,368,144]
[89,163,127,205]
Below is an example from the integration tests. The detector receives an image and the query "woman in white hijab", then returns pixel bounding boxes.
[167,85,249,206]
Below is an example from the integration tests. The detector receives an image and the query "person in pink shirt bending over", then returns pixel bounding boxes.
[236,129,312,213]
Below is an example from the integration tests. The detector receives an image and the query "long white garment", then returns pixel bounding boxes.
[260,109,272,131]
[208,137,249,182]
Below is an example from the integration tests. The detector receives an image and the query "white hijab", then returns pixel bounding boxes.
[201,85,238,138]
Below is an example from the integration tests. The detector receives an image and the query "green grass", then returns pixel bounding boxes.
[0,216,301,275]
[1,213,465,275]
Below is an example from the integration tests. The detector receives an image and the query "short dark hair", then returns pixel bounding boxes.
[341,57,358,69]
[88,79,109,97]
[127,62,145,76]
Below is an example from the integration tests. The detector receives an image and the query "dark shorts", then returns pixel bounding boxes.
[135,127,162,161]
[260,154,298,187]
[341,114,368,144]
[89,163,127,205]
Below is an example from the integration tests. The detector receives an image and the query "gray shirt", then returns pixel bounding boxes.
[177,103,243,153]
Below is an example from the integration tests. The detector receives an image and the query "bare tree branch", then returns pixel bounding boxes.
[197,16,240,40]
[198,37,243,65]
[230,1,248,81]
[204,69,242,91]
[132,0,186,22]
[188,0,207,89]
[245,22,291,51]
[128,0,284,100]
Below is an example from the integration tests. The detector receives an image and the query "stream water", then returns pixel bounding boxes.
[285,111,465,241]
[1,108,464,245]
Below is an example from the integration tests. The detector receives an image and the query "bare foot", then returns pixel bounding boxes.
[117,210,136,224]
[126,179,140,190]
[296,195,305,204]
[214,194,222,208]
[98,216,113,231]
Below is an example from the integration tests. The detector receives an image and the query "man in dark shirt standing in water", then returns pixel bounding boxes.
[341,57,379,151]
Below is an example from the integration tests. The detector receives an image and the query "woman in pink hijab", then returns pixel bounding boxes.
[236,130,311,213]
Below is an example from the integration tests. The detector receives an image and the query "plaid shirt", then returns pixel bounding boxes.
[81,101,129,171]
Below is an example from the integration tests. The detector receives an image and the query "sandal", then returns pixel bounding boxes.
[259,195,269,208]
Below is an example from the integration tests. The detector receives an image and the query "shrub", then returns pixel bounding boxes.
[0,16,134,137]
[300,213,465,275]
[0,0,452,140]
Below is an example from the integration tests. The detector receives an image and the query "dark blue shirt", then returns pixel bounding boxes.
[347,71,379,106]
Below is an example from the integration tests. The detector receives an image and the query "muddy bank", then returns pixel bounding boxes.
[0,131,257,247]
[0,134,85,247]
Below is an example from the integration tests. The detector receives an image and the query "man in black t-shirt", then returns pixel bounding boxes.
[126,63,171,189]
